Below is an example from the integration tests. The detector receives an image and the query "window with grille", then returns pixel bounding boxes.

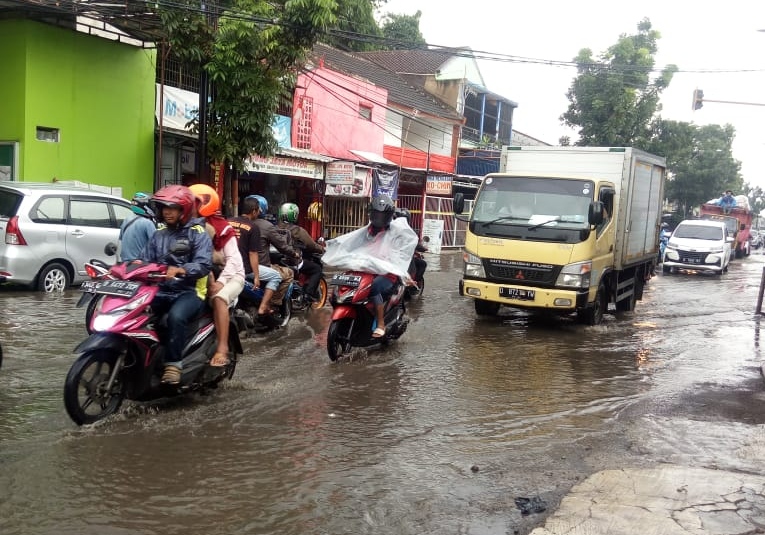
[295,96,313,150]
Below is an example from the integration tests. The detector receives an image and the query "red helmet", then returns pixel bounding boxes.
[151,185,195,224]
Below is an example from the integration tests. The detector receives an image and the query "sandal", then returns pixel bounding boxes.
[372,327,386,339]
[161,365,182,385]
[210,351,230,367]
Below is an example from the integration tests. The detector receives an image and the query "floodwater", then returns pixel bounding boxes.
[2,251,765,535]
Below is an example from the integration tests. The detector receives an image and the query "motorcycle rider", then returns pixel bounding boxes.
[189,184,244,368]
[395,208,428,292]
[228,196,284,318]
[118,192,157,262]
[243,195,300,316]
[142,185,213,384]
[277,202,325,303]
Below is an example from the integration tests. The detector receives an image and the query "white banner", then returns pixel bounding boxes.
[156,84,198,132]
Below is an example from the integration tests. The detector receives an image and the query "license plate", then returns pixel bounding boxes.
[330,274,362,287]
[80,280,99,293]
[94,280,141,297]
[499,287,535,300]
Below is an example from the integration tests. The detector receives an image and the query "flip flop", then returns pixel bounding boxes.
[372,327,386,338]
[209,352,230,367]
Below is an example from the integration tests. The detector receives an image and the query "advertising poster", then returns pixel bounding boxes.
[421,218,444,255]
[426,174,453,196]
[325,166,371,197]
[372,168,399,200]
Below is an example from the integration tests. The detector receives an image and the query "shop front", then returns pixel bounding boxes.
[240,149,330,239]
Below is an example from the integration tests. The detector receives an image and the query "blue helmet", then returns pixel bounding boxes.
[247,195,268,218]
[131,192,155,219]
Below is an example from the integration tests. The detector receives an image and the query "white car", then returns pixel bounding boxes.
[662,219,732,275]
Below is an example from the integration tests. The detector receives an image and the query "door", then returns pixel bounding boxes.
[66,197,123,279]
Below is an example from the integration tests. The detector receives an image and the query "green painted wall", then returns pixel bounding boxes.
[0,20,156,195]
[0,23,27,175]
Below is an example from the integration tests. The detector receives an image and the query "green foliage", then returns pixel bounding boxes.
[561,18,677,148]
[158,0,336,171]
[645,120,742,215]
[380,10,426,49]
[324,0,382,51]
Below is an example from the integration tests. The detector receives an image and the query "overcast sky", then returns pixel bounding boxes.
[378,0,765,189]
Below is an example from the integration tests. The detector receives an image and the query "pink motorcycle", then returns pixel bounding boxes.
[63,257,242,425]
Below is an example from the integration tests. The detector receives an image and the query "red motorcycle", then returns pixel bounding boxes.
[63,256,242,425]
[326,271,409,361]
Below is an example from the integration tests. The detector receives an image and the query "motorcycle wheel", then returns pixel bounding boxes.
[312,278,328,309]
[64,349,127,426]
[327,318,352,362]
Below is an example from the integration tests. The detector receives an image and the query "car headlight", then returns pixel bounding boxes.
[709,246,723,253]
[463,250,485,278]
[555,261,591,289]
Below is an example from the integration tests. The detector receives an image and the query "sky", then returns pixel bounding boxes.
[377,0,765,189]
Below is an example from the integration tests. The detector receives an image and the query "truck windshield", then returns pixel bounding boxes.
[470,177,593,240]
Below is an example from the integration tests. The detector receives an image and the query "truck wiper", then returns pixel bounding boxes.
[480,216,520,227]
[527,217,583,230]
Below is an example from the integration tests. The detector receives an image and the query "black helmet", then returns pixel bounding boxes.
[369,195,395,231]
[395,207,411,224]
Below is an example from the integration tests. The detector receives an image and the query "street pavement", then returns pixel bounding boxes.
[529,465,765,535]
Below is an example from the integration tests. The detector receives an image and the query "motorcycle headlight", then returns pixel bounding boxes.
[463,250,485,278]
[555,261,592,289]
[91,293,151,332]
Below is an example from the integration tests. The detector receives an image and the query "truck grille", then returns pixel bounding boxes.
[484,258,559,284]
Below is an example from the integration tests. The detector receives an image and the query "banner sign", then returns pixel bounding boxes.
[272,115,292,148]
[156,84,198,132]
[426,174,453,196]
[244,154,324,180]
[211,162,225,199]
[326,161,356,185]
[325,167,371,197]
[372,168,399,200]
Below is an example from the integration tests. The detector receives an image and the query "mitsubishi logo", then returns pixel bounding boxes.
[515,270,525,280]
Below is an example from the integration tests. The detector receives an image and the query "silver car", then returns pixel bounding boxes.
[0,182,133,292]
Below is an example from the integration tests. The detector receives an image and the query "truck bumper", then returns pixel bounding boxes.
[461,278,589,311]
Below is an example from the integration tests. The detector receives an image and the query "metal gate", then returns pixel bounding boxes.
[423,195,473,248]
[397,194,423,235]
[323,196,368,238]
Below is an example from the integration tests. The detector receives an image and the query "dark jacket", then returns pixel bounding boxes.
[278,222,324,256]
[141,216,213,298]
[253,218,299,267]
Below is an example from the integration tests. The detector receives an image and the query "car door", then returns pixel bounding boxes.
[66,196,122,280]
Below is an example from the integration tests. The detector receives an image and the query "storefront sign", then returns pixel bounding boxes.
[245,154,324,180]
[326,161,356,185]
[425,174,453,196]
[156,84,198,132]
[325,167,371,197]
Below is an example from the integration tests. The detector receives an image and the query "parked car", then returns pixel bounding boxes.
[0,182,133,292]
[750,230,763,250]
[662,219,732,275]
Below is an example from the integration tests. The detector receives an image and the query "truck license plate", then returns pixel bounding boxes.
[500,287,535,300]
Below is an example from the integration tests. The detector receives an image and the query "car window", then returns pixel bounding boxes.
[31,196,66,224]
[70,198,112,228]
[0,189,22,218]
[111,202,134,227]
[674,224,723,241]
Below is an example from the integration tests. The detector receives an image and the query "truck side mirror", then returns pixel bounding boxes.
[741,223,746,231]
[588,201,604,226]
[453,193,465,215]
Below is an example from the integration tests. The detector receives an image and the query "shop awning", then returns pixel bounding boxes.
[348,150,396,166]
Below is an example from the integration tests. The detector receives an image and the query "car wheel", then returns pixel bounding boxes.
[37,263,71,292]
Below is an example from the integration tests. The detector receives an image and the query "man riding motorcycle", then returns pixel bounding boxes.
[277,202,325,303]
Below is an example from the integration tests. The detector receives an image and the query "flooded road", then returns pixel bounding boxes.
[2,251,765,534]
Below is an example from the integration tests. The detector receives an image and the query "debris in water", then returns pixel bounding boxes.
[514,496,547,515]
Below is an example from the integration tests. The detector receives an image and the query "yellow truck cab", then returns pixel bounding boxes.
[454,146,666,325]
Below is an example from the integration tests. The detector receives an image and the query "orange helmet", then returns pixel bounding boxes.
[189,183,220,217]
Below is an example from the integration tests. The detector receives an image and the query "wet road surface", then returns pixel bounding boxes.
[2,251,765,534]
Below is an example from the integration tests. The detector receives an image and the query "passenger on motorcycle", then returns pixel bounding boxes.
[277,202,325,302]
[189,184,244,368]
[228,197,283,318]
[242,195,300,316]
[118,191,157,262]
[141,185,213,384]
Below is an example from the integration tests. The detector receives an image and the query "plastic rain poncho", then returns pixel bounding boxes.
[321,217,418,280]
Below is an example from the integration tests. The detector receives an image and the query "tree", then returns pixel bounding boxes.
[561,18,677,148]
[380,10,426,49]
[646,120,741,216]
[158,0,336,213]
[324,0,384,52]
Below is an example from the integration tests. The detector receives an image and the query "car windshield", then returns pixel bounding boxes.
[674,224,724,241]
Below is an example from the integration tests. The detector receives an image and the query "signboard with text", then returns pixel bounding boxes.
[425,174,453,196]
[245,154,324,180]
[326,161,355,185]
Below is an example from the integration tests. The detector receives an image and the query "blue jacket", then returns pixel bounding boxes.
[717,195,737,209]
[119,214,157,262]
[141,216,213,298]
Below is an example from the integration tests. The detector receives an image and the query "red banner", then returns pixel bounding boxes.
[211,162,225,200]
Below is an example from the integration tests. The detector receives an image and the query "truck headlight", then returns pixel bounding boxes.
[463,250,485,278]
[555,261,592,289]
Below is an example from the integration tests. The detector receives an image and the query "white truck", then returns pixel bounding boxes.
[454,146,666,324]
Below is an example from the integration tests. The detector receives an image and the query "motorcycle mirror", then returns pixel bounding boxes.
[453,193,465,215]
[104,242,118,256]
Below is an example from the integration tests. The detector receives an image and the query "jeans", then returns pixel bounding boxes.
[153,291,206,368]
[300,259,323,297]
[370,275,394,306]
[246,265,282,291]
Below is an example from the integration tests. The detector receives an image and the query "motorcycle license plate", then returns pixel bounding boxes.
[330,274,362,287]
[499,287,535,301]
[79,280,99,293]
[94,280,141,297]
